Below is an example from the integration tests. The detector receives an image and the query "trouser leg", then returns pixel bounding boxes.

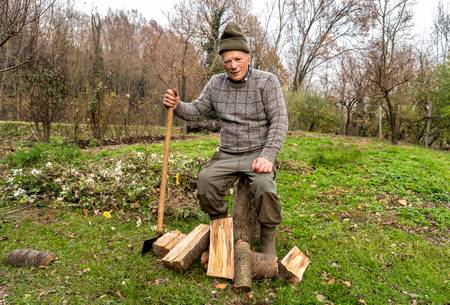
[197,149,281,227]
[197,151,239,219]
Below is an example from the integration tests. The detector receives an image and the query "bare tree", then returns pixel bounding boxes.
[433,0,450,63]
[0,0,56,73]
[369,0,415,144]
[331,54,370,135]
[286,0,370,91]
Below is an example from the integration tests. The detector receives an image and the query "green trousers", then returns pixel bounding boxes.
[197,149,281,227]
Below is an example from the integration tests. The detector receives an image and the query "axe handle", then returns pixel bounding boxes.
[156,107,174,234]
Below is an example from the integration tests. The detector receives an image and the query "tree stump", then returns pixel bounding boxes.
[232,177,260,243]
[232,177,260,291]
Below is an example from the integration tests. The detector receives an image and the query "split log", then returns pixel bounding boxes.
[152,230,185,257]
[232,177,259,243]
[278,246,310,283]
[207,217,234,279]
[5,249,57,267]
[233,240,252,292]
[201,248,277,280]
[162,224,210,272]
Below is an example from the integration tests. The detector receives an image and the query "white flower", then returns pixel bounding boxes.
[45,162,53,168]
[30,169,41,176]
[12,169,23,176]
[136,152,144,158]
[13,188,26,197]
[114,161,123,182]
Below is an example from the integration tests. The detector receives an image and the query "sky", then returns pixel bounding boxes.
[70,0,448,35]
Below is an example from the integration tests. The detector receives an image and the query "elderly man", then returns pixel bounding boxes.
[163,22,288,256]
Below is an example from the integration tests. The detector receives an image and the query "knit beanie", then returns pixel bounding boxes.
[218,22,250,54]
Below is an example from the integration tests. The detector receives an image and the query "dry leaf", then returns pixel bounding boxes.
[398,199,408,206]
[214,283,227,290]
[315,293,328,303]
[136,217,142,228]
[342,280,352,287]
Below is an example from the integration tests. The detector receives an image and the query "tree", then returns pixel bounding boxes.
[89,12,106,141]
[22,10,69,141]
[286,0,370,91]
[433,0,450,63]
[369,0,415,144]
[331,54,370,135]
[0,0,55,73]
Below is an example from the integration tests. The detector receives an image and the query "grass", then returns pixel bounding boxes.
[1,130,449,304]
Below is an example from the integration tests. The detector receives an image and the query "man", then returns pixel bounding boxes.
[163,22,288,256]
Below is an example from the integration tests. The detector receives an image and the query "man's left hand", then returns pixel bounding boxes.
[252,157,273,173]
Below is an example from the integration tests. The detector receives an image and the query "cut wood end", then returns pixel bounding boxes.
[153,230,185,257]
[279,246,310,283]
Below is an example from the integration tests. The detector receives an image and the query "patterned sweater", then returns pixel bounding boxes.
[174,69,288,163]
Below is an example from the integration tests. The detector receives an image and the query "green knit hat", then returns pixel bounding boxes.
[218,22,250,54]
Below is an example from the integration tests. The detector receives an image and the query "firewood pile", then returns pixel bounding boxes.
[151,177,310,291]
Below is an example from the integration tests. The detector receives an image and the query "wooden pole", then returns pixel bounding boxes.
[156,107,173,234]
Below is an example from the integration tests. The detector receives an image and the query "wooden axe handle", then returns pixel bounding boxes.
[156,106,174,234]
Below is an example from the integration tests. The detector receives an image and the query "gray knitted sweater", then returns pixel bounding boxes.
[174,69,288,163]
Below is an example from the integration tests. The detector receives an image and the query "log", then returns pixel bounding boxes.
[232,177,260,243]
[207,217,234,279]
[200,250,209,270]
[162,224,210,272]
[201,248,278,280]
[233,240,252,292]
[251,251,278,280]
[278,246,310,283]
[5,249,57,267]
[152,230,185,257]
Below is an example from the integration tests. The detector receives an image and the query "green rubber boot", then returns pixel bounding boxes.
[260,225,277,257]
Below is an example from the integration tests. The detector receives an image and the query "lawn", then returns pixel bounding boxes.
[1,130,449,304]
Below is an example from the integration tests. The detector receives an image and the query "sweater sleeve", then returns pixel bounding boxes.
[174,78,214,121]
[259,74,288,163]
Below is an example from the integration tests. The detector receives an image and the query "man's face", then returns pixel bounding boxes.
[221,50,250,82]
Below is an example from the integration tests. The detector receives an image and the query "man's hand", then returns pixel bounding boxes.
[252,157,273,173]
[163,89,180,109]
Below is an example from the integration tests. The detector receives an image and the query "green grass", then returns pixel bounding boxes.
[1,131,449,304]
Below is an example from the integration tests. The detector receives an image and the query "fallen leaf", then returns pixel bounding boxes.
[83,209,89,216]
[136,217,142,228]
[116,291,124,299]
[342,280,352,287]
[315,293,328,303]
[398,199,408,206]
[214,283,227,289]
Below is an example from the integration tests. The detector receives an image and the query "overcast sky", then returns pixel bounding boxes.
[70,0,447,35]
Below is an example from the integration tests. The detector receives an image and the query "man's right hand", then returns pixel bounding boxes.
[163,89,180,109]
